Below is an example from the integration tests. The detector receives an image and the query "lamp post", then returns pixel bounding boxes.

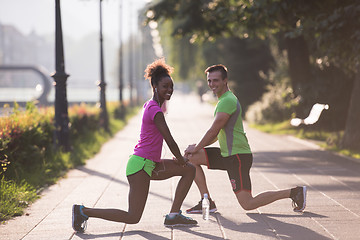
[98,0,109,130]
[118,0,126,119]
[52,0,70,151]
[128,1,135,107]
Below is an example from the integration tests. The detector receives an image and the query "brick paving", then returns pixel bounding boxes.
[1,93,360,240]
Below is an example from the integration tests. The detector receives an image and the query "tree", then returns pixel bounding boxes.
[297,1,360,149]
[146,0,360,150]
[308,2,360,150]
[146,0,273,110]
[342,68,360,150]
[147,0,316,117]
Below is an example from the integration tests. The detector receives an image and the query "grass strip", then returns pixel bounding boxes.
[250,120,360,159]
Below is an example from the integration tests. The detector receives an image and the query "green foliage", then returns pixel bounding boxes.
[306,65,353,131]
[245,36,295,124]
[212,37,273,111]
[1,104,53,182]
[153,18,274,110]
[250,120,298,135]
[0,177,38,222]
[146,0,359,101]
[148,0,230,39]
[251,121,335,143]
[146,0,360,148]
[245,73,296,124]
[158,20,205,82]
[305,1,360,74]
[0,102,138,221]
[149,1,286,110]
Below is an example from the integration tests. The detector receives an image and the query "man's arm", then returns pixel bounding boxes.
[186,112,230,154]
[208,136,218,145]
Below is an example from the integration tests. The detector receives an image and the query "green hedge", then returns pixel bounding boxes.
[0,101,137,222]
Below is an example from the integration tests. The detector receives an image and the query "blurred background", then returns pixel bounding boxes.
[0,0,155,104]
[0,0,359,150]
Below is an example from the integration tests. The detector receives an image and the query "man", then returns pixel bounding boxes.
[185,64,306,214]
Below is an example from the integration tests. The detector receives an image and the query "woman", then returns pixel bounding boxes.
[72,58,197,232]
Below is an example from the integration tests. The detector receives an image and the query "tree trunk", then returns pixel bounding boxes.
[285,35,313,118]
[342,68,360,150]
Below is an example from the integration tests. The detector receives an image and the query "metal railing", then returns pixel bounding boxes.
[0,65,52,106]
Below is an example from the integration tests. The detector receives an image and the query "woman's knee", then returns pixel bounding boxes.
[126,214,142,224]
[126,218,140,224]
[176,163,196,180]
[186,163,196,178]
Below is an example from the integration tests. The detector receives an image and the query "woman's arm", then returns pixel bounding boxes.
[154,112,187,166]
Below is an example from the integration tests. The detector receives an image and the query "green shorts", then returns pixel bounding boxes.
[126,155,156,177]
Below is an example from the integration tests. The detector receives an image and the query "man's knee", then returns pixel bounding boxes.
[236,191,255,211]
[239,201,255,211]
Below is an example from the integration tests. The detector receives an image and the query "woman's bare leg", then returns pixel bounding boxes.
[83,170,150,224]
[151,160,195,213]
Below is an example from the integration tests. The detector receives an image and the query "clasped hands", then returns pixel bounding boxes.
[184,144,196,158]
[173,144,197,167]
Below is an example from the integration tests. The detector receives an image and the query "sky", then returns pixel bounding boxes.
[0,0,148,44]
[0,0,152,90]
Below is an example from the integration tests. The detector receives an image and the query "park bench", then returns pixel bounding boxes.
[290,103,329,127]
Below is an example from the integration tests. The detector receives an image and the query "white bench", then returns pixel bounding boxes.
[290,103,329,127]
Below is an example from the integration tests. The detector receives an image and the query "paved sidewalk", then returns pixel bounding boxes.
[1,93,360,240]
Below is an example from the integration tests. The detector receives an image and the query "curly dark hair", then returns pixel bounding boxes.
[144,58,174,87]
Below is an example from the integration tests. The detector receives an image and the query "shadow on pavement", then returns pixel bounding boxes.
[214,212,332,240]
[75,231,122,239]
[122,230,170,240]
[174,226,225,240]
[254,150,360,179]
[75,230,170,240]
[247,213,332,239]
[259,212,328,219]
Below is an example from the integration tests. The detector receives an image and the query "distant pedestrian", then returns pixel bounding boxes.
[72,58,197,232]
[197,80,206,102]
[184,64,307,214]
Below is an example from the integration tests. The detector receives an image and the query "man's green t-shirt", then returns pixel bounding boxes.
[215,91,252,157]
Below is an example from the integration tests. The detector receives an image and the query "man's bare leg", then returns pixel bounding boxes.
[236,189,291,211]
[188,149,212,199]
